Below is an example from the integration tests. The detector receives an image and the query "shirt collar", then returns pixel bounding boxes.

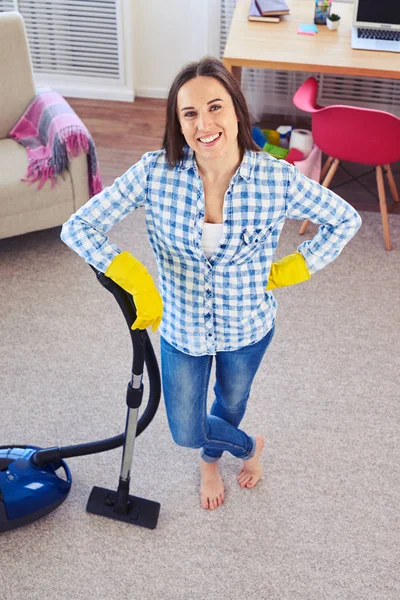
[177,145,196,172]
[177,145,256,182]
[238,150,256,182]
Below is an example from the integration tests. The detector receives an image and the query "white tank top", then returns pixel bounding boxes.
[202,222,224,259]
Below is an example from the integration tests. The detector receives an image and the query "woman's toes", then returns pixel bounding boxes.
[237,471,249,485]
[200,459,224,510]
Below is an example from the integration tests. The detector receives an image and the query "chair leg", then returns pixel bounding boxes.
[384,164,400,203]
[320,155,335,182]
[299,158,340,235]
[376,166,392,251]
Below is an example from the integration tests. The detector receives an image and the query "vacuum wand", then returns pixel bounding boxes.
[113,373,144,515]
[85,266,161,529]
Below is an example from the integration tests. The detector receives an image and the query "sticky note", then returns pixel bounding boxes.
[298,24,319,35]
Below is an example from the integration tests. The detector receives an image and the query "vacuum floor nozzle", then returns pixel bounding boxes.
[86,486,160,530]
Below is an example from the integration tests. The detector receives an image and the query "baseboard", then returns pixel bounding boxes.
[34,76,135,102]
[134,87,168,99]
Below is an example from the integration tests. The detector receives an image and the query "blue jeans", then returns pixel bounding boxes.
[160,325,275,463]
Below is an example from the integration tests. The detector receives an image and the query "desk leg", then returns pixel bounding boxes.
[223,59,232,73]
[223,60,242,84]
[231,66,243,84]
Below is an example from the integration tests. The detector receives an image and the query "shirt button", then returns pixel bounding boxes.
[208,333,212,337]
[205,313,211,319]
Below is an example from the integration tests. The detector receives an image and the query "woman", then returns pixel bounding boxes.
[61,57,361,511]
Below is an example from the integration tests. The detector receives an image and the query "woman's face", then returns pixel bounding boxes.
[176,76,239,161]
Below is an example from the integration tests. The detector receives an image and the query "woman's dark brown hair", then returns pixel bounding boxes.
[162,56,260,167]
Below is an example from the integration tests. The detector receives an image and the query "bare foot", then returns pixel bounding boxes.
[200,459,225,510]
[237,434,265,489]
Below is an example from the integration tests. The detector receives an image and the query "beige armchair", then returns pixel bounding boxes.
[0,11,91,240]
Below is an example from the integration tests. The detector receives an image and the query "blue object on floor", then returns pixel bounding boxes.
[0,445,71,532]
[251,126,267,147]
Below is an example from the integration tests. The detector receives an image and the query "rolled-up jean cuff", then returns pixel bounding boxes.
[242,435,257,461]
[199,449,220,463]
[200,435,256,463]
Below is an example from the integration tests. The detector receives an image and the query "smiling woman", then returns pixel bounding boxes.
[162,57,259,169]
[178,79,239,165]
[61,56,362,512]
[177,76,247,224]
[162,58,261,227]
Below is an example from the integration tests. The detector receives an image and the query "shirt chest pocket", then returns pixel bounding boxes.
[230,226,272,265]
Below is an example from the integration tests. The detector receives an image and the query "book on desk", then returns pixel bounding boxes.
[248,0,290,23]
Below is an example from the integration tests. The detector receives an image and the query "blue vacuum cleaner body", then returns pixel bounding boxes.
[0,446,72,532]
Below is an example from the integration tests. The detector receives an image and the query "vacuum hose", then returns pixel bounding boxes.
[31,266,161,467]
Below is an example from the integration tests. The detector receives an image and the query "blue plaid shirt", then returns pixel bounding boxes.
[61,147,361,356]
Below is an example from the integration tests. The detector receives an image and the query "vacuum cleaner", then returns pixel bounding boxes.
[0,266,162,533]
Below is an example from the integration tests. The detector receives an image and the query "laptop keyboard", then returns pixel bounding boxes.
[358,28,400,42]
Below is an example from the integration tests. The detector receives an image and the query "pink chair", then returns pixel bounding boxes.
[293,77,400,250]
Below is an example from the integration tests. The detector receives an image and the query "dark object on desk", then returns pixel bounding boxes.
[249,0,280,22]
[255,0,289,16]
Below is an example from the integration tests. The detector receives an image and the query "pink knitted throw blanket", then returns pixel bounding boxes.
[9,91,102,196]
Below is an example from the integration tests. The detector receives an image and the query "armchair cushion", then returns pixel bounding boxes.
[67,152,91,212]
[0,139,75,239]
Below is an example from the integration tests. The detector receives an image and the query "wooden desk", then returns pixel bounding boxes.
[223,0,400,80]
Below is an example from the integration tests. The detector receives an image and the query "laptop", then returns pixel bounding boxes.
[351,0,400,52]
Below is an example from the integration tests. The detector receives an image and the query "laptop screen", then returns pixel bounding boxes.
[357,0,400,25]
[357,0,400,26]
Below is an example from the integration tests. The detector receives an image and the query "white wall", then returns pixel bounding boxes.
[133,0,221,99]
[131,0,353,100]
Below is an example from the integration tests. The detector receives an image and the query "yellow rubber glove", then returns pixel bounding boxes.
[266,252,311,291]
[105,251,163,331]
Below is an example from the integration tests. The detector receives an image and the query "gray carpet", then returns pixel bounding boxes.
[1,209,399,600]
